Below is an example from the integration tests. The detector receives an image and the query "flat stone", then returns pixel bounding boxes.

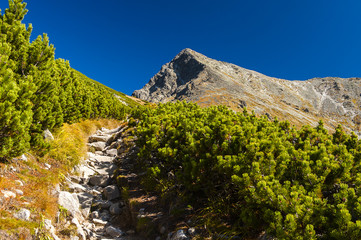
[68,182,87,192]
[88,142,106,151]
[89,135,111,143]
[106,149,118,157]
[92,218,107,225]
[89,175,110,187]
[77,192,93,204]
[78,165,96,178]
[103,185,120,200]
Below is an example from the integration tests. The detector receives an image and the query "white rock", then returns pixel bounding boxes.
[13,208,30,221]
[14,180,24,186]
[1,190,16,198]
[44,163,51,170]
[43,129,55,141]
[71,217,86,240]
[14,189,23,196]
[92,218,107,225]
[106,148,118,157]
[171,230,189,240]
[20,154,27,161]
[58,191,83,221]
[44,219,61,240]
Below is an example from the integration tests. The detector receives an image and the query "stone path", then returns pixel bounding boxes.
[56,125,143,240]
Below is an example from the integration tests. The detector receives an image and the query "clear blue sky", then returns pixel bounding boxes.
[1,0,361,95]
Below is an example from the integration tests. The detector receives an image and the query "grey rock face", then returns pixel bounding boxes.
[133,48,361,134]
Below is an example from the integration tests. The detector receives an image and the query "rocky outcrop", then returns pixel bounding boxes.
[133,48,361,134]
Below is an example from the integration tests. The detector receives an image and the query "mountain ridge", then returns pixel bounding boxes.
[133,48,361,134]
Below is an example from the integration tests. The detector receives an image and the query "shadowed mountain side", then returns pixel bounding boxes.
[133,48,361,134]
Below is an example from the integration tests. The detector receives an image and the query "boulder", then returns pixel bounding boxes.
[105,226,124,238]
[89,175,110,187]
[103,185,120,200]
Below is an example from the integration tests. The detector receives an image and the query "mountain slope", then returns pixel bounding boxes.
[133,48,361,134]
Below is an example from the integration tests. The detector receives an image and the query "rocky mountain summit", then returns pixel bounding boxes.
[133,48,361,134]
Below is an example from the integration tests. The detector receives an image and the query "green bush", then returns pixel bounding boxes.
[133,101,361,239]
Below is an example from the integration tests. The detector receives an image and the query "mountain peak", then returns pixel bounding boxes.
[132,50,361,134]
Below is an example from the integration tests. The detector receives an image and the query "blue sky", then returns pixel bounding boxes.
[1,0,361,95]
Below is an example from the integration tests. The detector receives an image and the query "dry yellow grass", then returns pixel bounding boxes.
[0,118,123,237]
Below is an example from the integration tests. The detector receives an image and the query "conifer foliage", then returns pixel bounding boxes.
[0,0,128,159]
[133,101,361,239]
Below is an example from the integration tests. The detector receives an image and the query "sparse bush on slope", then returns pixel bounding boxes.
[133,101,361,239]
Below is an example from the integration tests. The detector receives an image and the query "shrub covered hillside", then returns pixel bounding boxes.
[132,101,361,239]
[0,0,130,159]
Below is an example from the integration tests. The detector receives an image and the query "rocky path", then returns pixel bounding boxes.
[55,125,143,240]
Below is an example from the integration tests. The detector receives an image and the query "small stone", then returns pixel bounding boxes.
[43,129,55,141]
[188,227,196,235]
[106,148,118,157]
[20,154,28,161]
[1,190,16,198]
[92,218,107,225]
[44,163,51,170]
[14,189,23,196]
[105,226,124,238]
[160,226,166,234]
[90,211,99,219]
[94,151,104,156]
[81,207,91,218]
[127,229,135,235]
[103,185,120,200]
[171,230,189,240]
[100,210,111,221]
[109,203,122,215]
[44,219,61,240]
[14,208,31,221]
[15,180,24,186]
[9,166,17,172]
[70,236,79,240]
[89,175,110,187]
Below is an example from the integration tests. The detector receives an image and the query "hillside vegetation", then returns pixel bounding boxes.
[0,0,132,160]
[132,101,361,239]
